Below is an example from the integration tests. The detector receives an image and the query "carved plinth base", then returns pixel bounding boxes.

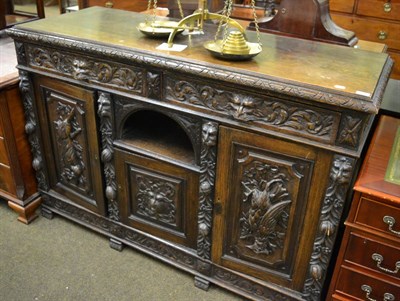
[110,238,124,252]
[41,206,54,220]
[194,276,210,291]
[7,197,41,224]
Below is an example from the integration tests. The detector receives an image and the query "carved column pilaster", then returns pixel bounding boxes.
[302,155,355,300]
[19,70,49,191]
[197,121,218,260]
[97,92,119,221]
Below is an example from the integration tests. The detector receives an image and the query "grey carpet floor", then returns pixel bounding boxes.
[0,201,242,301]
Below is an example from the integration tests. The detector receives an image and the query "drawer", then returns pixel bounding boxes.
[356,196,400,240]
[345,232,400,280]
[331,14,400,50]
[0,164,16,195]
[335,266,400,300]
[357,0,400,22]
[0,136,10,165]
[330,0,355,14]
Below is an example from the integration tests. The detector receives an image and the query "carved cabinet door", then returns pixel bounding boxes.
[33,76,105,215]
[115,148,199,249]
[211,126,332,291]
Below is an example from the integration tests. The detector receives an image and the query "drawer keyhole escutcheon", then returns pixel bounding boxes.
[383,215,400,236]
[378,31,388,40]
[361,285,395,301]
[371,253,400,274]
[384,2,392,12]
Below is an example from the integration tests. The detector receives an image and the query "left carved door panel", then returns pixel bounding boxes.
[33,76,105,215]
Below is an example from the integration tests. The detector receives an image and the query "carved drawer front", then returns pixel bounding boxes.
[331,14,400,50]
[357,0,400,21]
[329,0,355,13]
[345,231,400,280]
[115,149,199,249]
[334,266,399,300]
[212,126,331,290]
[34,76,105,215]
[355,196,400,239]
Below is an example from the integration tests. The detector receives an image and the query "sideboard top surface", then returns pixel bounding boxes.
[12,7,391,110]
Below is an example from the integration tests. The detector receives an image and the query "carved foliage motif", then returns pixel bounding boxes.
[97,93,119,221]
[136,174,178,225]
[338,115,363,148]
[214,268,292,301]
[27,47,143,93]
[19,71,49,191]
[15,42,26,65]
[54,102,86,187]
[302,155,355,300]
[239,161,292,255]
[166,79,333,137]
[197,122,218,259]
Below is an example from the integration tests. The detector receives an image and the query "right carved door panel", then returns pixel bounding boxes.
[212,126,331,290]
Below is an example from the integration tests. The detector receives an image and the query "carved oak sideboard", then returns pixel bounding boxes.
[7,7,393,301]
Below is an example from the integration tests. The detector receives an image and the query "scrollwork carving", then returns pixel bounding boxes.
[239,161,292,255]
[166,79,333,137]
[19,71,49,191]
[213,268,292,300]
[97,92,119,221]
[197,122,218,259]
[302,155,355,300]
[27,47,143,93]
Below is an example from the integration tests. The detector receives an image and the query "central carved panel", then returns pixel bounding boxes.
[135,174,177,225]
[128,166,182,230]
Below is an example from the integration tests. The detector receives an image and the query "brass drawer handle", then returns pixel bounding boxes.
[371,253,400,274]
[383,216,400,236]
[105,1,114,8]
[361,285,395,301]
[384,2,392,13]
[378,31,388,40]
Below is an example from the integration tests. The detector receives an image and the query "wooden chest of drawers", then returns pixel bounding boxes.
[0,37,40,223]
[328,115,400,300]
[330,0,400,79]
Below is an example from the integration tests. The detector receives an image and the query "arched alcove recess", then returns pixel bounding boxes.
[120,110,196,165]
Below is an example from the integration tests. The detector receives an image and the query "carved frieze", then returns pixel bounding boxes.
[19,71,49,191]
[166,79,335,140]
[213,268,293,301]
[97,92,119,221]
[54,103,86,187]
[239,161,292,256]
[27,46,144,94]
[197,121,218,259]
[302,155,355,300]
[135,174,178,226]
